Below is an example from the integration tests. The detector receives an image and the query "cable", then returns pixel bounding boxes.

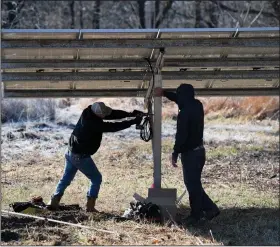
[140,116,153,142]
[145,58,155,91]
[136,58,155,142]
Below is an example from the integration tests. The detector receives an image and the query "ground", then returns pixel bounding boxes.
[1,116,279,245]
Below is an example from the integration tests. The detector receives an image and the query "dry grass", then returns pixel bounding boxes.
[1,96,278,125]
[201,96,279,120]
[1,137,279,245]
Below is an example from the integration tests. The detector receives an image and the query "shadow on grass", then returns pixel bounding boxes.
[178,206,280,246]
[2,206,279,245]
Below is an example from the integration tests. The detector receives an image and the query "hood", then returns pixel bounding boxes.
[176,84,195,109]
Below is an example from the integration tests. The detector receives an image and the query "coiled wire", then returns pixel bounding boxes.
[140,116,153,142]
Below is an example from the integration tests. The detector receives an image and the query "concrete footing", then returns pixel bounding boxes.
[145,188,177,221]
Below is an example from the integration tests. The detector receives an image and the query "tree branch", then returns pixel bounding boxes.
[155,0,174,28]
[211,0,277,18]
[137,0,146,28]
[248,1,265,27]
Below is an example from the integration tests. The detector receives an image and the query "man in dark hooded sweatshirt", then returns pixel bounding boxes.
[155,84,220,225]
[48,102,143,212]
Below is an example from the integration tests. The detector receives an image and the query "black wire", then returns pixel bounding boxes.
[138,58,154,142]
[140,116,153,142]
[145,58,155,90]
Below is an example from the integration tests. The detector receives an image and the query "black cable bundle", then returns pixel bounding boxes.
[140,116,153,142]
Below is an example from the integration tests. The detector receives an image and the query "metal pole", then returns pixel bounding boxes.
[152,49,164,189]
[153,72,162,188]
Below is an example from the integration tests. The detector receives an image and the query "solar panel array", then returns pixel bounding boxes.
[1,28,279,97]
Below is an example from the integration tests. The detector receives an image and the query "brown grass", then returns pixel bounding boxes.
[75,96,279,121]
[1,138,279,245]
[201,96,279,120]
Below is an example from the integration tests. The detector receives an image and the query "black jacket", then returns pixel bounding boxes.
[68,105,135,155]
[164,84,204,153]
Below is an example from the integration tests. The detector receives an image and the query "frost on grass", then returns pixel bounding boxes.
[1,97,279,245]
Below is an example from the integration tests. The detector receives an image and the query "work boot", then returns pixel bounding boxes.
[183,214,205,227]
[204,206,220,221]
[86,197,99,213]
[46,194,62,210]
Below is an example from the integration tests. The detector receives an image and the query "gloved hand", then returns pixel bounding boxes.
[132,116,143,125]
[131,110,145,117]
[154,87,164,97]
[170,152,179,168]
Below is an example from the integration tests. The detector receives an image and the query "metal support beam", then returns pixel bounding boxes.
[2,70,278,81]
[152,50,164,189]
[153,72,162,188]
[2,38,279,49]
[0,36,2,183]
[2,58,279,70]
[3,87,279,98]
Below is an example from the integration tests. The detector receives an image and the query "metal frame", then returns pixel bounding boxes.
[4,88,278,98]
[1,58,279,69]
[2,70,278,81]
[152,50,165,188]
[1,28,279,98]
[2,38,279,49]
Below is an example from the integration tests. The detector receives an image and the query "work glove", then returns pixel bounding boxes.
[170,152,178,168]
[132,116,143,125]
[154,87,164,97]
[131,110,146,117]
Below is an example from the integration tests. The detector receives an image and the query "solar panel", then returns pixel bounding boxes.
[1,28,279,97]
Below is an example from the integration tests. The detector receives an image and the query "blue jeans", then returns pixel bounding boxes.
[54,150,102,198]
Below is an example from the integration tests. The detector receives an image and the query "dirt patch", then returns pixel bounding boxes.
[1,230,20,242]
[204,146,279,192]
[1,210,87,245]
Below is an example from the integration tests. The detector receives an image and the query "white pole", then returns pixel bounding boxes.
[0,25,2,209]
[153,72,162,188]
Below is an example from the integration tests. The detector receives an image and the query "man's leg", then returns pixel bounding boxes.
[48,152,78,209]
[198,148,220,219]
[53,152,78,196]
[181,149,204,220]
[73,156,102,212]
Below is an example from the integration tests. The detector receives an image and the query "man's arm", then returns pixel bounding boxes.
[104,109,145,120]
[163,91,178,104]
[154,87,177,104]
[101,118,140,133]
[104,110,131,120]
[173,110,188,154]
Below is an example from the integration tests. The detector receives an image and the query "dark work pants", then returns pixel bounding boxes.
[181,147,217,218]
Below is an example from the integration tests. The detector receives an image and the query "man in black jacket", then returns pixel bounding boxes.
[48,102,143,212]
[155,84,220,225]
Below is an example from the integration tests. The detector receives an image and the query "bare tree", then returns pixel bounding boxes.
[270,0,280,20]
[138,0,146,28]
[155,0,174,28]
[93,0,101,29]
[2,0,25,28]
[69,1,75,29]
[1,0,278,29]
[79,1,83,29]
[195,1,202,27]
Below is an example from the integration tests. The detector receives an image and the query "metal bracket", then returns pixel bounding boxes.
[144,49,165,109]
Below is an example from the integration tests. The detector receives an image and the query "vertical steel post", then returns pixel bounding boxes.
[0,28,2,204]
[152,71,162,188]
[152,49,164,189]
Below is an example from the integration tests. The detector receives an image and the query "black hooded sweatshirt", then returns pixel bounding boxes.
[68,105,136,155]
[163,84,204,153]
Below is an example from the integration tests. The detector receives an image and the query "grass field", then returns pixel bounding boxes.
[1,97,279,245]
[1,122,279,245]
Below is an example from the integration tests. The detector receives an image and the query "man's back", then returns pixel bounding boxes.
[69,106,103,155]
[164,84,204,153]
[182,98,204,150]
